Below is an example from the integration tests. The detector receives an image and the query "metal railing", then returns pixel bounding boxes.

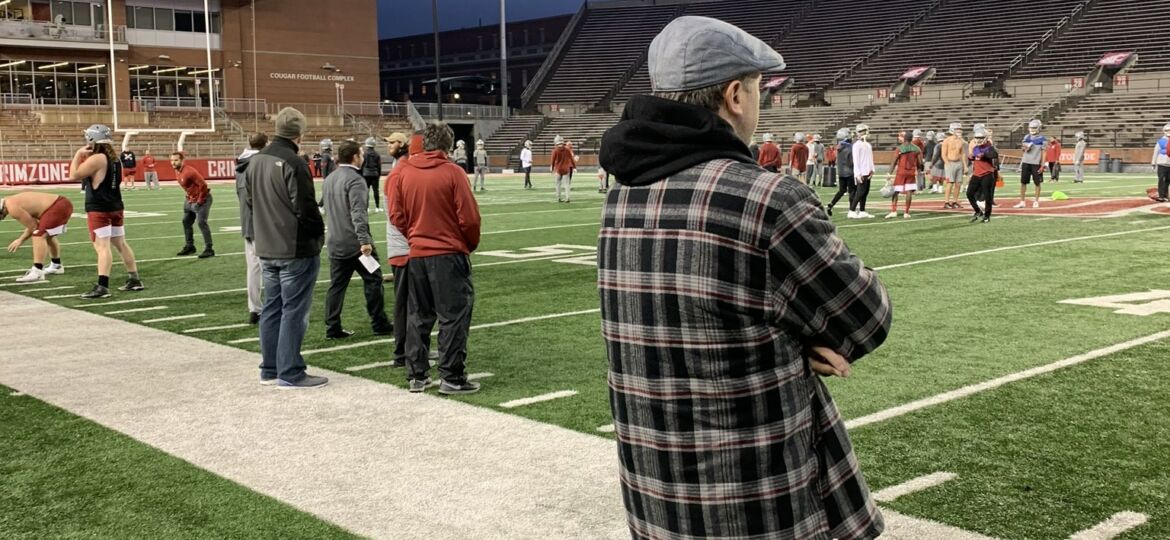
[220,98,267,115]
[1,93,35,107]
[0,19,126,44]
[410,102,511,119]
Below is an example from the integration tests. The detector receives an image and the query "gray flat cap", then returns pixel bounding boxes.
[648,16,785,92]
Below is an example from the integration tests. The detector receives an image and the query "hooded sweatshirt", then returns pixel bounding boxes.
[382,156,411,266]
[389,150,481,258]
[235,148,259,241]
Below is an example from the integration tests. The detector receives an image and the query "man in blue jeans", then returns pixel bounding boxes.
[244,107,329,388]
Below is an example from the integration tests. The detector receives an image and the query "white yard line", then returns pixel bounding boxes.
[481,222,600,235]
[143,313,206,324]
[596,424,615,433]
[1068,512,1149,540]
[305,309,601,356]
[227,337,260,344]
[874,225,1170,271]
[466,372,494,381]
[0,281,47,288]
[43,293,82,299]
[22,285,74,292]
[846,329,1170,430]
[499,390,579,409]
[105,305,168,315]
[0,252,247,275]
[183,323,251,333]
[873,472,958,503]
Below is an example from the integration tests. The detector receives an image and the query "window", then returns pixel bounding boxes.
[133,6,153,29]
[192,10,206,32]
[539,28,545,43]
[74,2,90,26]
[125,5,134,28]
[210,12,220,33]
[523,29,529,46]
[54,1,73,24]
[174,10,192,32]
[155,8,173,30]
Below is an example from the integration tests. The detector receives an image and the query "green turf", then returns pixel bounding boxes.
[0,384,357,539]
[1,172,1168,536]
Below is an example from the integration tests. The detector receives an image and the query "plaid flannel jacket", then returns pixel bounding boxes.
[598,159,892,540]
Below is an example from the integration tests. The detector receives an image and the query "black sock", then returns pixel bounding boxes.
[34,263,44,270]
[98,275,110,288]
[51,258,61,265]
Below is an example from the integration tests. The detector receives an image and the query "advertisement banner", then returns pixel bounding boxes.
[1096,51,1134,67]
[0,158,239,186]
[762,76,789,90]
[1058,149,1100,165]
[900,66,931,80]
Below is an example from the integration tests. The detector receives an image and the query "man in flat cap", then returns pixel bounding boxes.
[598,16,891,540]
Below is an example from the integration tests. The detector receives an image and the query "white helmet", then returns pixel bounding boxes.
[364,136,377,147]
[836,128,850,141]
[456,140,465,148]
[973,127,988,139]
[912,129,923,139]
[1076,131,1085,139]
[320,138,333,150]
[1163,123,1170,133]
[935,132,946,142]
[1028,119,1042,130]
[476,139,484,147]
[762,133,774,142]
[948,122,962,134]
[85,124,113,144]
[794,132,805,142]
[925,130,936,139]
[524,140,532,148]
[973,123,986,131]
[554,135,565,145]
[812,134,821,142]
[855,123,869,133]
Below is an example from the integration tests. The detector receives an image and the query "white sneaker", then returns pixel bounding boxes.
[1013,201,1027,209]
[847,211,858,219]
[884,211,899,219]
[858,211,875,219]
[1032,200,1040,208]
[15,267,45,283]
[903,213,912,219]
[44,263,64,275]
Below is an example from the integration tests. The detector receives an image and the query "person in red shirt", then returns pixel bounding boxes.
[171,151,214,258]
[390,122,482,395]
[967,126,1000,223]
[788,132,809,182]
[886,130,923,219]
[1045,137,1063,182]
[551,135,575,202]
[757,133,780,172]
[142,150,159,190]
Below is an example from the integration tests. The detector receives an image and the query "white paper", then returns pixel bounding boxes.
[359,254,380,274]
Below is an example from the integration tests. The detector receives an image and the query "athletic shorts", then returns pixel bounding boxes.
[32,196,74,237]
[1021,162,1044,185]
[87,210,125,241]
[945,162,965,183]
[122,167,136,178]
[893,172,918,193]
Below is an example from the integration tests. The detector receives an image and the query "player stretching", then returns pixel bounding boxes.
[1,192,73,282]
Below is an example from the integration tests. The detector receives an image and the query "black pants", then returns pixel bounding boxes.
[182,194,213,248]
[324,253,392,336]
[851,175,871,212]
[1048,162,1061,181]
[968,173,998,217]
[829,175,855,209]
[523,166,532,188]
[392,263,431,364]
[1158,165,1170,199]
[406,253,474,384]
[364,175,380,208]
[763,165,778,173]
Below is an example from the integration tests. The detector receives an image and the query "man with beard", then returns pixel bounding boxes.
[597,16,891,540]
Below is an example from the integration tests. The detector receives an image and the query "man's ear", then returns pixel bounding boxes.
[723,80,745,116]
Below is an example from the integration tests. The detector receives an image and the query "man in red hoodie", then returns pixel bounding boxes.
[757,133,780,172]
[788,132,809,183]
[551,135,574,203]
[390,122,482,395]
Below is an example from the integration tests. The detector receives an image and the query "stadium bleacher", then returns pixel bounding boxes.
[1046,90,1170,148]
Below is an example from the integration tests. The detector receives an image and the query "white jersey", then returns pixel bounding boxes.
[852,140,875,177]
[521,148,533,168]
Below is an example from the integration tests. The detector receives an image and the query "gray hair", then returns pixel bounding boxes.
[423,122,454,152]
[651,74,754,112]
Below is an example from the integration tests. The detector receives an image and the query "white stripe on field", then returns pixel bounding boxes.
[345,359,436,372]
[183,323,250,333]
[873,472,958,502]
[596,424,615,433]
[499,390,578,409]
[305,309,601,356]
[44,293,82,299]
[0,281,47,288]
[143,314,206,324]
[481,222,599,235]
[466,372,494,381]
[1068,512,1149,540]
[73,277,359,308]
[22,286,74,292]
[228,337,260,344]
[874,225,1170,271]
[846,329,1170,430]
[0,252,246,275]
[105,305,168,315]
[881,509,998,540]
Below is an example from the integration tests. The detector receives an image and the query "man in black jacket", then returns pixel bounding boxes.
[244,107,329,389]
[361,137,383,211]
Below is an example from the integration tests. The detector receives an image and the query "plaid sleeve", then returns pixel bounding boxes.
[766,180,892,361]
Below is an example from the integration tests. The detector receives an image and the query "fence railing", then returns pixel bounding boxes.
[0,93,35,107]
[220,98,267,115]
[0,140,244,161]
[410,102,511,120]
[0,19,126,44]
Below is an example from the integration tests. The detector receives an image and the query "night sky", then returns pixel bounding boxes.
[377,0,584,39]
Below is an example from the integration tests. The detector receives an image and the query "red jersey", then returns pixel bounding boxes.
[551,146,574,176]
[894,144,922,176]
[176,165,210,205]
[1045,140,1062,163]
[789,143,809,172]
[142,155,156,170]
[825,146,837,165]
[757,142,780,168]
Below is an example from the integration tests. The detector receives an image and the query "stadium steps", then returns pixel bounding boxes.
[520,3,589,110]
[592,4,686,112]
[824,0,944,93]
[1013,0,1170,79]
[983,0,1098,95]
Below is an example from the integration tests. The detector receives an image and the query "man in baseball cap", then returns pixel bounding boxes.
[597,15,889,540]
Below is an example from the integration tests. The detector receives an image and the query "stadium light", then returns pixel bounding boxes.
[154,66,186,74]
[0,60,26,68]
[78,64,106,71]
[128,65,150,71]
[37,62,69,70]
[432,0,443,120]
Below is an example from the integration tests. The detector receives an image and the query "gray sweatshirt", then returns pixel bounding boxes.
[321,164,373,260]
[474,149,488,168]
[1073,140,1087,164]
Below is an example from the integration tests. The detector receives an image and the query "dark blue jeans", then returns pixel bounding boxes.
[259,256,320,382]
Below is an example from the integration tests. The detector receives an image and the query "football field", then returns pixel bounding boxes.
[2,172,1169,539]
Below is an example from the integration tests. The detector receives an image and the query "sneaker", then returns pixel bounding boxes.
[248,312,260,325]
[176,245,197,256]
[277,374,329,389]
[372,325,394,336]
[15,267,45,283]
[80,284,111,299]
[409,378,434,393]
[903,213,912,219]
[260,375,278,386]
[847,210,858,219]
[970,213,983,223]
[438,379,481,395]
[119,278,145,291]
[858,212,875,219]
[325,329,355,340]
[825,206,833,216]
[1032,200,1040,209]
[1013,201,1027,209]
[197,247,215,259]
[982,216,991,223]
[884,211,898,219]
[43,263,64,275]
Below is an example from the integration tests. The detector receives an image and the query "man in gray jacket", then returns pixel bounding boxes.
[235,132,268,324]
[322,140,393,339]
[244,107,329,389]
